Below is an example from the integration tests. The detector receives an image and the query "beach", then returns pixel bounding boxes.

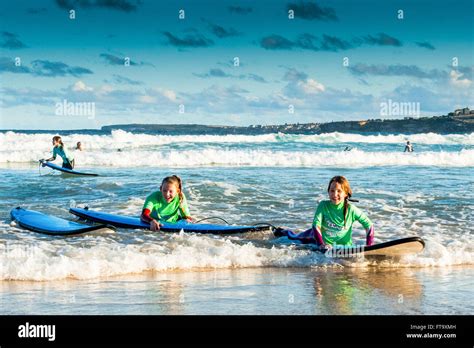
[1,267,473,315]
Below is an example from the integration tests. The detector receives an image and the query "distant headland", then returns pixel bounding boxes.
[101,107,474,135]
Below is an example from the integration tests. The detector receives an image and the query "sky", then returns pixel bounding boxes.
[0,0,473,129]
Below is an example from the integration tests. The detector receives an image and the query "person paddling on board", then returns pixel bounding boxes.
[40,136,75,170]
[140,175,193,231]
[275,176,374,249]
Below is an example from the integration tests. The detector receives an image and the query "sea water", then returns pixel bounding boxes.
[0,130,473,314]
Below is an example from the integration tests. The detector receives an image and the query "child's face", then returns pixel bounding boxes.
[161,183,178,203]
[328,182,347,205]
[52,139,59,147]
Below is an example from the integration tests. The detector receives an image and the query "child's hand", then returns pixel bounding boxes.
[319,244,332,251]
[185,216,194,223]
[150,220,162,231]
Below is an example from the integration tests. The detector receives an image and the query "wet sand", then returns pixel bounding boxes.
[1,266,472,315]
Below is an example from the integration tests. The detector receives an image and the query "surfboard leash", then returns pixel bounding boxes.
[193,216,230,225]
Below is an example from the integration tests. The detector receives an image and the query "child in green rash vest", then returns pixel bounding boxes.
[41,136,75,169]
[274,176,375,249]
[140,175,193,231]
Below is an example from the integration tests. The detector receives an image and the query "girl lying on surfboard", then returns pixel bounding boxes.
[140,175,193,231]
[41,136,75,169]
[275,176,374,250]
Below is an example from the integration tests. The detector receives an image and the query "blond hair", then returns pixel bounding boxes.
[161,175,184,204]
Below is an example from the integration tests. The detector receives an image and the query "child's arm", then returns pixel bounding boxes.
[141,208,162,231]
[311,225,324,246]
[353,206,375,246]
[179,195,193,221]
[365,225,374,246]
[43,155,56,162]
[44,148,57,162]
[141,193,162,231]
[312,202,326,247]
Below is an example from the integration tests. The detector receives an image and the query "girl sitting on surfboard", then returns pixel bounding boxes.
[41,136,75,169]
[140,175,193,231]
[275,176,374,249]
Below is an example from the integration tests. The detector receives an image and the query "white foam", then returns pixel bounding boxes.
[291,132,474,145]
[1,228,473,281]
[0,234,322,281]
[2,145,473,168]
[375,236,474,268]
[1,130,473,167]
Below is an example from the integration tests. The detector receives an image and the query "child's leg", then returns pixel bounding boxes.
[62,162,73,170]
[274,227,319,245]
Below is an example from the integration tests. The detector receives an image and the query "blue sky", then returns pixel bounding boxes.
[0,0,472,129]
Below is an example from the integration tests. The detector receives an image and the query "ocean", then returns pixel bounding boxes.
[0,130,473,314]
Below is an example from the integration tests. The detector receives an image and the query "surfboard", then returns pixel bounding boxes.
[321,237,425,258]
[69,207,273,234]
[10,207,115,236]
[40,160,98,176]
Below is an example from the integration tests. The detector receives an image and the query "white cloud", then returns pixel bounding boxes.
[139,95,156,103]
[72,81,94,92]
[298,78,325,94]
[162,89,177,101]
[450,70,472,88]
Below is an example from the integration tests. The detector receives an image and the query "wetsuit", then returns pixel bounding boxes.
[141,191,190,223]
[49,146,75,169]
[276,200,374,246]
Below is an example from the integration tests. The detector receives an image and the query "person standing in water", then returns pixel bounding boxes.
[41,136,75,169]
[404,141,414,152]
[75,142,83,151]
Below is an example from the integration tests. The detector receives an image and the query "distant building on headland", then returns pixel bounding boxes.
[447,107,474,117]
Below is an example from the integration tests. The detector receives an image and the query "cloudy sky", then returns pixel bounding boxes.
[0,0,472,129]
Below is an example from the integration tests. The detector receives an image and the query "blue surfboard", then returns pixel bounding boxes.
[40,160,98,176]
[69,207,272,234]
[11,207,115,236]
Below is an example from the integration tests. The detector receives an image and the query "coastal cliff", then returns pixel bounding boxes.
[101,113,474,135]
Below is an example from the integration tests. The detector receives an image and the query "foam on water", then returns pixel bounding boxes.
[2,130,473,147]
[0,232,320,281]
[1,227,473,281]
[290,132,474,145]
[1,131,473,167]
[2,147,473,167]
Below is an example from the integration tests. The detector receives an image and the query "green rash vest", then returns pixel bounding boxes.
[52,146,74,163]
[312,200,373,246]
[143,191,190,223]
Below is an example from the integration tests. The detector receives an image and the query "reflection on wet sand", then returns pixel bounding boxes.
[312,267,425,315]
[0,266,472,315]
